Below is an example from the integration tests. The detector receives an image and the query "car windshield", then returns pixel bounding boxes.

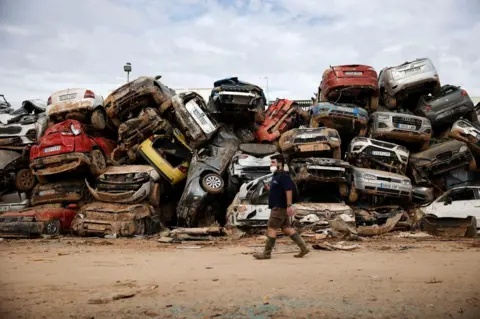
[152,137,191,168]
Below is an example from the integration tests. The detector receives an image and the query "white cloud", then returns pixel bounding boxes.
[0,0,479,107]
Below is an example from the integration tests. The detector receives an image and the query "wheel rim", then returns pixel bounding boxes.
[205,175,222,189]
[46,220,59,235]
[19,171,34,188]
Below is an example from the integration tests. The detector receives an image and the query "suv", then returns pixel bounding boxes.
[254,99,308,144]
[409,139,475,185]
[378,58,440,110]
[317,64,379,111]
[369,112,432,150]
[0,149,36,193]
[105,76,176,127]
[449,119,480,157]
[346,137,409,173]
[310,102,369,137]
[207,77,266,124]
[414,85,476,127]
[30,120,117,182]
[47,88,106,129]
[279,127,341,159]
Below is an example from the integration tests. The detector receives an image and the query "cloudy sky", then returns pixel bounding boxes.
[1,0,479,107]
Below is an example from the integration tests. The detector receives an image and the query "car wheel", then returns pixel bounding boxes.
[36,175,49,184]
[91,109,106,130]
[369,96,379,112]
[201,173,224,194]
[15,168,36,192]
[468,158,477,171]
[348,183,358,203]
[89,149,107,176]
[148,183,161,207]
[44,219,61,236]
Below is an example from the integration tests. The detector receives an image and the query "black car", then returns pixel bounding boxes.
[414,85,476,127]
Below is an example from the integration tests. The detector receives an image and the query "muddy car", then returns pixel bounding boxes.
[409,139,475,185]
[369,112,432,150]
[289,157,351,197]
[47,88,106,130]
[449,119,480,157]
[207,77,266,124]
[310,102,369,137]
[177,127,240,227]
[86,165,161,206]
[30,180,89,207]
[378,58,440,110]
[0,94,12,114]
[71,202,157,237]
[414,85,476,127]
[105,76,176,127]
[254,99,308,144]
[0,149,36,193]
[0,203,79,237]
[0,99,47,149]
[0,192,29,213]
[349,167,412,203]
[346,137,409,173]
[30,120,116,182]
[279,127,341,159]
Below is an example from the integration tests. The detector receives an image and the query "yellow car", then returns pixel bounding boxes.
[137,129,193,185]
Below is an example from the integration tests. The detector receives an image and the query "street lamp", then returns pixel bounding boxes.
[124,62,132,83]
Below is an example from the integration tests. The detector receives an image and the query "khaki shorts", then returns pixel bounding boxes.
[267,208,291,229]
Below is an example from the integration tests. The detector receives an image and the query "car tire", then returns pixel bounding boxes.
[468,158,477,171]
[36,175,49,184]
[148,183,161,208]
[201,173,224,194]
[91,109,106,130]
[348,183,358,203]
[15,168,36,192]
[89,149,107,176]
[44,219,61,236]
[369,96,379,112]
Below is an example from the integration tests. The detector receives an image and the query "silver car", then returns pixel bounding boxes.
[369,112,432,150]
[378,58,440,110]
[0,192,29,213]
[349,167,412,203]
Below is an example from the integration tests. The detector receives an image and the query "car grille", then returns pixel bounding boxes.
[294,136,327,143]
[436,151,453,161]
[219,85,252,93]
[370,139,395,149]
[392,116,422,130]
[365,146,398,161]
[97,182,143,193]
[330,110,356,119]
[427,152,471,176]
[365,186,409,197]
[306,169,344,179]
[376,176,402,183]
[0,126,22,135]
[0,216,20,222]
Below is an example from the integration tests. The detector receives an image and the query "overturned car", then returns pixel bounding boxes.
[1,149,36,193]
[30,180,89,207]
[309,102,368,137]
[279,127,341,159]
[449,119,480,158]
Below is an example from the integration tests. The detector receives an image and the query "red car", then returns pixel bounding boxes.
[318,64,379,111]
[30,119,116,183]
[0,203,78,237]
[254,99,308,143]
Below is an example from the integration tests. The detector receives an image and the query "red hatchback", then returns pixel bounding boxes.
[30,120,116,183]
[318,64,379,111]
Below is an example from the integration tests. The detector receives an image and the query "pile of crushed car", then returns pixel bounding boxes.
[1,58,479,239]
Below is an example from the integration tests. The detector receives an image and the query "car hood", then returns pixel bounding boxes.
[0,150,22,170]
[410,139,466,161]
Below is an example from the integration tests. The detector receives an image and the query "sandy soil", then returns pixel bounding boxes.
[0,235,479,319]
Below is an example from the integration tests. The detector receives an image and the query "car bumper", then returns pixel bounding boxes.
[0,221,44,238]
[355,180,411,198]
[48,101,95,117]
[413,151,473,176]
[311,114,367,131]
[390,72,438,95]
[0,136,34,147]
[371,129,430,143]
[30,153,91,176]
[86,181,150,204]
[324,78,378,93]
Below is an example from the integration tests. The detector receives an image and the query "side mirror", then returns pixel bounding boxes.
[444,197,452,205]
[154,75,162,80]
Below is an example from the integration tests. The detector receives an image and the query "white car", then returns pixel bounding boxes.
[47,88,106,129]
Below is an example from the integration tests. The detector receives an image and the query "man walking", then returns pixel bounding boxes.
[253,154,310,260]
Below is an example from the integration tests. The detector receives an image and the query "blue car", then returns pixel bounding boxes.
[309,102,369,136]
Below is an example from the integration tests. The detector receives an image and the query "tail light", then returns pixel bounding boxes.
[149,136,155,141]
[178,165,188,173]
[424,105,432,112]
[47,96,52,105]
[67,203,78,209]
[238,155,249,159]
[84,90,95,99]
[461,90,468,96]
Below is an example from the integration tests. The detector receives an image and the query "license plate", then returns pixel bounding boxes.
[397,124,416,130]
[39,190,55,196]
[372,151,391,157]
[59,93,77,101]
[43,145,61,153]
[0,206,8,212]
[404,67,421,74]
[344,71,363,76]
[185,100,216,134]
[335,106,354,112]
[299,134,316,139]
[380,183,399,190]
[88,224,106,231]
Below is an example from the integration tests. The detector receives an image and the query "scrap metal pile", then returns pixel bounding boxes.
[1,58,479,239]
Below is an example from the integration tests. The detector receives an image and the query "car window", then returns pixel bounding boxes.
[438,188,476,202]
[152,137,191,167]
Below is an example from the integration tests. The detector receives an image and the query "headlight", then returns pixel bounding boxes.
[330,137,339,142]
[70,123,81,136]
[77,213,85,219]
[402,179,411,185]
[363,173,377,180]
[378,114,390,120]
[459,145,468,153]
[400,155,408,162]
[22,216,34,222]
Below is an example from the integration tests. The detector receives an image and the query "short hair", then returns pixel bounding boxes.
[271,154,285,165]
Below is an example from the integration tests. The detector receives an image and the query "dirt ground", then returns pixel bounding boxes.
[0,235,479,319]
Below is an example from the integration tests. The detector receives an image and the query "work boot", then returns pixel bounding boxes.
[253,236,276,260]
[290,232,310,258]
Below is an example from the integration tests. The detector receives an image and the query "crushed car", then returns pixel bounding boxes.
[177,127,240,227]
[279,127,341,159]
[30,180,89,207]
[409,139,475,185]
[254,99,308,144]
[309,102,369,137]
[0,192,29,213]
[0,99,47,149]
[349,206,406,236]
[414,85,476,127]
[105,76,176,127]
[346,137,409,173]
[317,64,379,111]
[378,58,440,110]
[0,94,13,114]
[369,111,432,150]
[449,119,480,158]
[0,149,36,193]
[47,88,106,129]
[207,77,266,124]
[85,165,161,206]
[30,120,117,183]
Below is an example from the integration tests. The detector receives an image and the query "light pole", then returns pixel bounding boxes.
[264,76,269,103]
[124,62,132,83]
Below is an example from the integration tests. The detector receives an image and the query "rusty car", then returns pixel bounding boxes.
[369,111,432,150]
[47,88,106,129]
[30,120,117,183]
[105,76,176,127]
[449,119,480,158]
[86,165,161,206]
[30,180,90,207]
[317,64,379,111]
[309,102,369,137]
[1,149,36,193]
[279,127,341,159]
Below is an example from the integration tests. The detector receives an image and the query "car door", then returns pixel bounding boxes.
[432,188,478,220]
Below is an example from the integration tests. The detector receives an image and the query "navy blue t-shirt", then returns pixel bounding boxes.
[268,171,295,209]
